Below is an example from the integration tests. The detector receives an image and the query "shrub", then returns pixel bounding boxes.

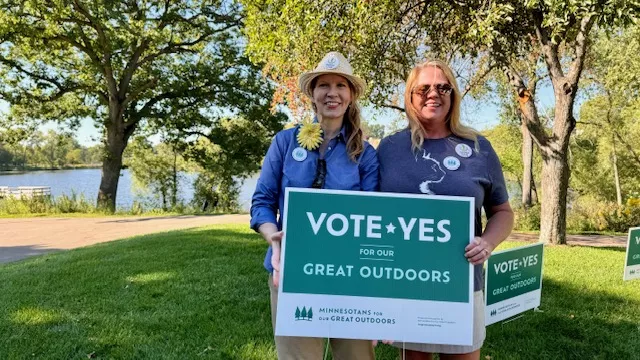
[598,197,640,232]
[54,192,94,214]
[566,196,601,233]
[513,203,541,231]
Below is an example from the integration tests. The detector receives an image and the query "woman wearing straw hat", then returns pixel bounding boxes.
[376,60,514,359]
[250,51,379,360]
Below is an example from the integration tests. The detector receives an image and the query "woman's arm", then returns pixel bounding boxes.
[250,133,285,234]
[359,144,380,191]
[465,201,514,265]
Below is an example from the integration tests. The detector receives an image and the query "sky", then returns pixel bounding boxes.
[0,81,559,147]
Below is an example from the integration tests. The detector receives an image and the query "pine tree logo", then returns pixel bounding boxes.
[295,306,313,321]
[631,269,636,275]
[490,309,497,317]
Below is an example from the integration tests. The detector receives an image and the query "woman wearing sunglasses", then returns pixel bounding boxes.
[376,60,514,360]
[250,51,379,360]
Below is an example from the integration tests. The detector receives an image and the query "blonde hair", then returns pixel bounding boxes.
[311,77,364,162]
[404,60,478,152]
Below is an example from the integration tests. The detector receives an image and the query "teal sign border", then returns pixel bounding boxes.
[624,227,640,281]
[485,242,544,306]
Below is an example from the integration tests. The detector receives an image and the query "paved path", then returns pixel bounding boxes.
[0,213,627,264]
[0,214,249,264]
[507,232,627,248]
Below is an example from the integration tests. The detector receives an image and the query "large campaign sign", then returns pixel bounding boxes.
[485,243,544,325]
[275,188,475,346]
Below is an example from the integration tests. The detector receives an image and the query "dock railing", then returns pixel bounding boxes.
[0,186,52,199]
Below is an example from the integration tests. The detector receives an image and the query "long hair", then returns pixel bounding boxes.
[310,78,364,162]
[404,60,478,153]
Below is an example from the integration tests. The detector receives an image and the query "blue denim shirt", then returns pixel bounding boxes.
[250,125,380,273]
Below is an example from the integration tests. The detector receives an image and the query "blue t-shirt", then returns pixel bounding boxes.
[250,125,380,273]
[377,129,509,291]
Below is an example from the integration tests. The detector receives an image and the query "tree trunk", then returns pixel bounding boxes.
[171,150,178,208]
[537,90,575,245]
[97,127,127,212]
[162,188,168,211]
[531,176,538,204]
[539,148,570,245]
[612,135,622,206]
[521,119,535,208]
[97,109,136,212]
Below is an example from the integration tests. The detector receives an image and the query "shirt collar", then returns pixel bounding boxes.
[338,125,347,142]
[313,115,347,143]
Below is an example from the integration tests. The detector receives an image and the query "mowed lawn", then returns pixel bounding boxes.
[0,225,638,359]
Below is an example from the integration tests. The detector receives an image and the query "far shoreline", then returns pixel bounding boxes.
[0,165,104,173]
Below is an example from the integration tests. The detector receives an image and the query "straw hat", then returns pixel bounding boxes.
[298,52,367,99]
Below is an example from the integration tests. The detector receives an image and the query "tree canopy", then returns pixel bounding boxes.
[243,0,640,243]
[0,0,284,210]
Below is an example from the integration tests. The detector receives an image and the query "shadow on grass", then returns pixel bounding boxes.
[566,244,627,253]
[97,214,227,223]
[0,245,63,264]
[1,227,638,359]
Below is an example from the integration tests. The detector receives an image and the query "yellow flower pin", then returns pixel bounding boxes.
[297,121,323,150]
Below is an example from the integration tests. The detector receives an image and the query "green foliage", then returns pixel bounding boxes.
[0,193,94,215]
[565,196,602,233]
[361,121,386,139]
[127,138,187,211]
[573,25,640,203]
[556,196,640,233]
[596,198,640,233]
[513,203,542,231]
[0,129,103,170]
[191,172,240,213]
[242,0,501,114]
[0,194,205,216]
[483,124,523,184]
[181,116,285,212]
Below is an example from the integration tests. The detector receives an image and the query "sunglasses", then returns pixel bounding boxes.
[412,84,454,97]
[311,159,327,189]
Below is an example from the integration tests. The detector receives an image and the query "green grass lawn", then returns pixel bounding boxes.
[0,225,638,359]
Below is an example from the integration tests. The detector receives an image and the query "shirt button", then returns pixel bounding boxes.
[328,147,332,150]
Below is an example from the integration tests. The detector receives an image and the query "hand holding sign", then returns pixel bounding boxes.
[464,236,493,265]
[270,231,284,287]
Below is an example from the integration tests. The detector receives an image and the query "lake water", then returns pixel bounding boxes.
[0,169,259,212]
[0,169,520,212]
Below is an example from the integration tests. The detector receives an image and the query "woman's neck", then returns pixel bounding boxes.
[319,116,343,140]
[420,122,451,139]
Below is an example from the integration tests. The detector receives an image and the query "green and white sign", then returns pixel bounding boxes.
[624,227,640,281]
[485,243,544,325]
[275,188,475,346]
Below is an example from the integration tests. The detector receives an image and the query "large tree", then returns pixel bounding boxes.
[0,0,282,211]
[243,0,639,244]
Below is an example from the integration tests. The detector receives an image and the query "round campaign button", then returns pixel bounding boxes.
[443,156,460,171]
[324,54,339,69]
[455,143,473,158]
[292,147,308,162]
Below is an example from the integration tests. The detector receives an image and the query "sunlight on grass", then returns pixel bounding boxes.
[11,307,63,325]
[126,271,176,284]
[235,341,277,359]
